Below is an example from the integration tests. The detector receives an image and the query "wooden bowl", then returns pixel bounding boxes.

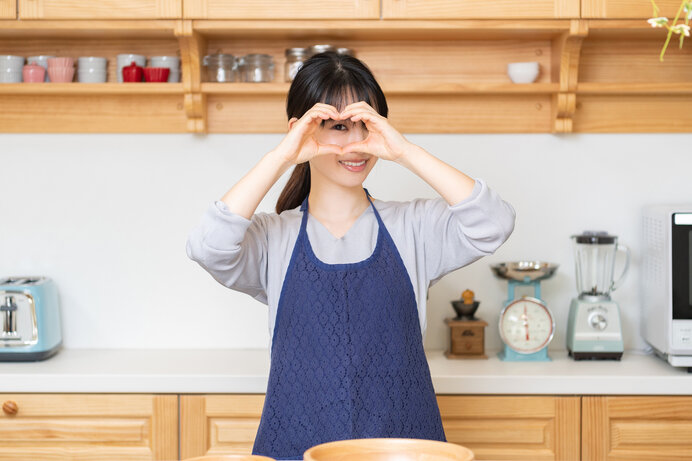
[304,438,474,461]
[183,455,275,461]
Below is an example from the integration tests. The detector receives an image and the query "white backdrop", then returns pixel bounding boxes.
[1,133,689,352]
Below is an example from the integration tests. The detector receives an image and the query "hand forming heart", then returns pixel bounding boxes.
[338,101,409,162]
[277,101,409,165]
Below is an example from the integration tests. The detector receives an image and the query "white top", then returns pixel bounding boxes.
[0,348,690,394]
[186,178,516,350]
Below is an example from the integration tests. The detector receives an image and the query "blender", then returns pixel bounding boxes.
[566,231,630,360]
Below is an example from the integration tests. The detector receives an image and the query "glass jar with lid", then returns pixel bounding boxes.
[203,54,236,82]
[239,54,274,82]
[336,47,355,56]
[285,48,308,82]
[308,44,335,56]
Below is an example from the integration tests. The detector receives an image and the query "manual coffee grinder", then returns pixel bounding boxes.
[566,231,630,360]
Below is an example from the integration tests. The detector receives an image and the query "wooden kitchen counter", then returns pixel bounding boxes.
[1,348,689,394]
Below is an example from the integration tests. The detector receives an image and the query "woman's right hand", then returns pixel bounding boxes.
[275,103,343,165]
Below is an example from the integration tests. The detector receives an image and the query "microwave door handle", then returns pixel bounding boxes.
[611,243,631,292]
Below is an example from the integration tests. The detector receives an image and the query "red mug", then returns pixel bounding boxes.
[122,61,143,82]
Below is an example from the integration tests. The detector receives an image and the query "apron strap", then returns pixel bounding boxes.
[299,188,384,232]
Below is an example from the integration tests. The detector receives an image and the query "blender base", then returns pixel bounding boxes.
[568,349,623,360]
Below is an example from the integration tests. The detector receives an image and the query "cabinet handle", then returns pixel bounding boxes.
[2,401,18,416]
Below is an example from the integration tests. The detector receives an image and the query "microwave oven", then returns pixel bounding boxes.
[642,205,692,368]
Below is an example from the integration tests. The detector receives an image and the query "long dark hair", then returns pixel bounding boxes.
[275,51,388,214]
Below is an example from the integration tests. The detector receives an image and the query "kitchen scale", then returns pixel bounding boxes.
[566,231,629,360]
[491,261,559,361]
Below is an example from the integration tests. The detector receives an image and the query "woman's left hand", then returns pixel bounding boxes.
[339,101,410,162]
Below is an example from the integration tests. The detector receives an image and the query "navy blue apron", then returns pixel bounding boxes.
[252,189,446,460]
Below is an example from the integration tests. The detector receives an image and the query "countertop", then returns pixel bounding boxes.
[1,348,690,394]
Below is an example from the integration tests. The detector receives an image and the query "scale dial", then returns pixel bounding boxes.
[499,296,555,354]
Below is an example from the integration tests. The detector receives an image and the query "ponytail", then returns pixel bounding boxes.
[275,163,310,214]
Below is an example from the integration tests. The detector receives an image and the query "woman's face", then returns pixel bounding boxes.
[310,114,377,188]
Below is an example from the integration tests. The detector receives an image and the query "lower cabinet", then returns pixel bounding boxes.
[582,396,692,461]
[180,394,265,459]
[2,393,691,460]
[439,395,580,461]
[0,393,178,461]
[179,394,580,461]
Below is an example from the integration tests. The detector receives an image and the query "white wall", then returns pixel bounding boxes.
[1,133,689,352]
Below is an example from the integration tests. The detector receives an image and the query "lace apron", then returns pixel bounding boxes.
[252,189,446,460]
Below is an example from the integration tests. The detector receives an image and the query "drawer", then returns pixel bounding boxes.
[0,393,178,460]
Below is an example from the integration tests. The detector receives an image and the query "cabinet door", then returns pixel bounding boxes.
[184,0,379,19]
[583,396,692,461]
[582,0,682,18]
[18,0,181,19]
[181,394,264,458]
[382,0,579,18]
[439,395,580,461]
[0,0,16,18]
[182,395,580,460]
[0,394,178,460]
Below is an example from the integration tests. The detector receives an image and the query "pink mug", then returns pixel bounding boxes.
[47,57,74,68]
[23,64,46,83]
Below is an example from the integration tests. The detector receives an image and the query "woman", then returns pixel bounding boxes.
[186,51,515,460]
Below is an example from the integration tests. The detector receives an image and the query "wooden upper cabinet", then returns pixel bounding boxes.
[184,0,379,19]
[0,394,178,460]
[17,0,182,19]
[583,396,692,461]
[382,0,579,19]
[0,0,16,18]
[582,0,683,18]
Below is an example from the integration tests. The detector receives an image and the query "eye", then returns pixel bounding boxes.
[332,124,347,131]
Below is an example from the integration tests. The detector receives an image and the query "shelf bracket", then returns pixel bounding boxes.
[552,19,589,133]
[176,20,207,134]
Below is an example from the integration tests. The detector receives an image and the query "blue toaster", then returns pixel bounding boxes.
[0,276,62,361]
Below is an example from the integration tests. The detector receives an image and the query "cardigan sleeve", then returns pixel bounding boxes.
[417,178,516,286]
[186,200,270,304]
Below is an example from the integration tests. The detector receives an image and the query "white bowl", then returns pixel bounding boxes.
[0,55,26,71]
[78,56,107,70]
[149,56,180,69]
[78,68,107,83]
[0,68,22,83]
[167,70,180,82]
[507,61,540,84]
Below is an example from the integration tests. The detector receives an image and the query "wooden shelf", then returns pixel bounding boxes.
[0,19,178,38]
[0,83,184,95]
[0,15,690,133]
[193,19,572,40]
[201,82,560,95]
[577,83,692,95]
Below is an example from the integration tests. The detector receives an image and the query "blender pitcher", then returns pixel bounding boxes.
[572,231,630,300]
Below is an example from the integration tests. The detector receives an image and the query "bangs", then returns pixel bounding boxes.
[320,80,378,114]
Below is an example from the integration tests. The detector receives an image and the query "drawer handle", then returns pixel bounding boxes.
[2,401,18,416]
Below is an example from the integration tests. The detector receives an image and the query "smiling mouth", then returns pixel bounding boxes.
[338,158,368,172]
[339,160,367,167]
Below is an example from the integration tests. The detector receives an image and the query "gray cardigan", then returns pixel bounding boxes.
[186,178,516,350]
